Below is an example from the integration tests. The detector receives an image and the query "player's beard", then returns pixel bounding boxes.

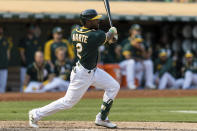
[90,20,100,30]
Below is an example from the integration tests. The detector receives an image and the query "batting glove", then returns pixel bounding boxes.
[109,27,117,34]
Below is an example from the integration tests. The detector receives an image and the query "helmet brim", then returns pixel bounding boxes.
[90,15,102,20]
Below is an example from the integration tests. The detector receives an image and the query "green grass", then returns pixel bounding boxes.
[1,97,197,122]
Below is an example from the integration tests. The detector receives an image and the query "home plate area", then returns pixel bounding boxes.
[1,121,197,131]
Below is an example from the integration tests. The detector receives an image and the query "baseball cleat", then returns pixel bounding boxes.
[146,85,156,90]
[95,113,117,129]
[29,109,39,128]
[128,84,137,90]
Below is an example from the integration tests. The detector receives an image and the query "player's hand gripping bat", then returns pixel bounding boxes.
[103,0,118,43]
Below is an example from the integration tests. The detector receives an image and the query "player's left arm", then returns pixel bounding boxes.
[94,27,118,46]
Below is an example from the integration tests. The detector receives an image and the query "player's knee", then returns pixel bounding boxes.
[128,59,135,65]
[185,71,192,76]
[61,98,77,109]
[62,101,75,109]
[163,72,169,77]
[113,81,120,93]
[144,60,153,67]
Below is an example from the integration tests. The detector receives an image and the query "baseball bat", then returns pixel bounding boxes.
[103,0,113,27]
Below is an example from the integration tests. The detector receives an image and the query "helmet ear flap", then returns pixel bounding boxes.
[80,19,84,26]
[80,15,87,26]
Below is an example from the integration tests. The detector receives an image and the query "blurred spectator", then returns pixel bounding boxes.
[34,25,42,39]
[0,27,13,93]
[101,44,124,64]
[154,49,177,90]
[120,24,141,47]
[34,25,45,50]
[120,28,155,90]
[43,47,72,92]
[18,25,42,91]
[181,51,197,89]
[23,51,54,93]
[44,27,74,69]
[114,45,124,63]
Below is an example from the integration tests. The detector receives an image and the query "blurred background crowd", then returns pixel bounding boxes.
[0,0,197,93]
[1,22,197,93]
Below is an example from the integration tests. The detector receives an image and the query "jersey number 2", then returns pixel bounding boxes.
[76,43,82,59]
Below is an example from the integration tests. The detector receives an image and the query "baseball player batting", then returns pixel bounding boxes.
[29,9,120,128]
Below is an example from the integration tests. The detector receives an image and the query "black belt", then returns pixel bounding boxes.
[76,62,96,74]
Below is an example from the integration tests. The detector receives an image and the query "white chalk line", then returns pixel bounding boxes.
[170,110,197,114]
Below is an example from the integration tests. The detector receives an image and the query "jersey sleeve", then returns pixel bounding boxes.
[94,30,107,46]
[122,44,131,56]
[159,59,173,77]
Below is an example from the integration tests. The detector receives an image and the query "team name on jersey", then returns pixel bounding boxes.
[72,33,88,43]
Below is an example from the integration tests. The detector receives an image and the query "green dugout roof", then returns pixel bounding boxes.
[0,1,197,21]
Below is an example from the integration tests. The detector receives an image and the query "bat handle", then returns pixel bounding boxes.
[110,22,113,27]
[108,17,113,27]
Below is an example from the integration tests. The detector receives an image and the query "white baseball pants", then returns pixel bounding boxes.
[158,72,176,90]
[119,59,154,87]
[44,77,69,92]
[174,78,184,89]
[0,69,8,93]
[183,71,197,89]
[24,82,44,93]
[25,78,69,93]
[33,62,120,121]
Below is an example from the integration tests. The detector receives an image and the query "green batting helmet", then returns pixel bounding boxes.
[80,9,102,25]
